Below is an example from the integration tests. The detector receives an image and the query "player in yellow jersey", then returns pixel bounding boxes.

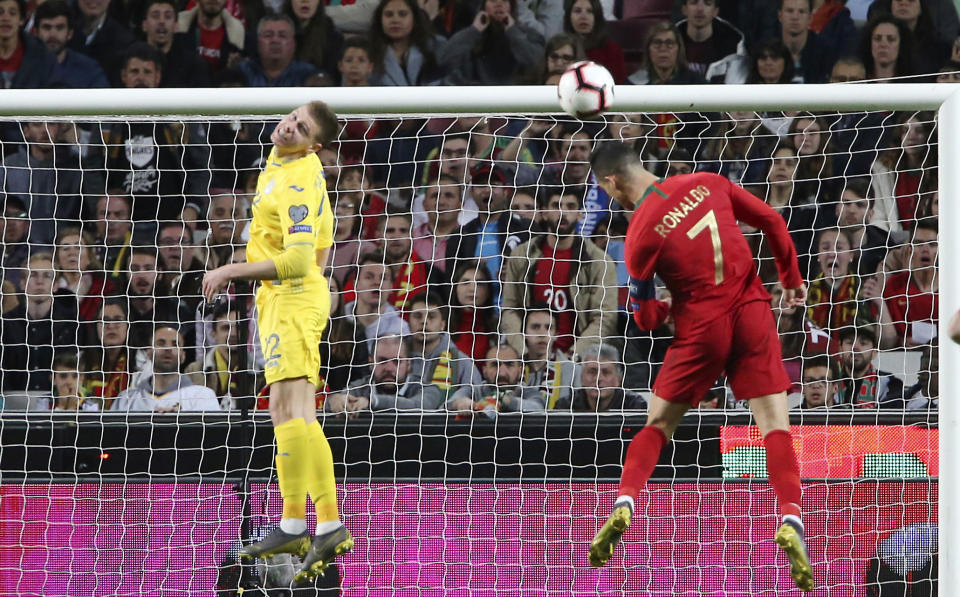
[202,101,352,583]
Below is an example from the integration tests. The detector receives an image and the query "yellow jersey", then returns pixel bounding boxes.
[247,148,334,295]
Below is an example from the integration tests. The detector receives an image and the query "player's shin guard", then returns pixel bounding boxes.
[306,420,340,523]
[618,426,668,499]
[275,418,310,521]
[763,429,802,520]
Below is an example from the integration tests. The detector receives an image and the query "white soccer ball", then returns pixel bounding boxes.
[557,60,616,119]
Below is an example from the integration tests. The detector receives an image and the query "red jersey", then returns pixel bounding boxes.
[532,244,575,354]
[625,173,803,336]
[883,271,937,341]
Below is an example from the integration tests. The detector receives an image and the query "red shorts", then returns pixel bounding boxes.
[653,299,791,406]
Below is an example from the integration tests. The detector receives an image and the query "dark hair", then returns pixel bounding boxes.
[357,250,386,269]
[369,0,437,77]
[257,12,296,35]
[748,39,794,84]
[34,0,72,25]
[409,291,449,325]
[121,42,165,72]
[283,0,332,71]
[448,258,497,337]
[859,12,915,79]
[340,36,371,60]
[0,0,26,21]
[53,350,78,370]
[523,301,556,330]
[101,296,130,318]
[779,0,813,9]
[563,0,607,50]
[589,141,643,179]
[306,100,340,145]
[142,0,177,18]
[838,324,878,347]
[915,217,938,235]
[152,323,181,343]
[130,245,159,261]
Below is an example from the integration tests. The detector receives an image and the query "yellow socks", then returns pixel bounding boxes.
[274,418,309,522]
[306,420,340,524]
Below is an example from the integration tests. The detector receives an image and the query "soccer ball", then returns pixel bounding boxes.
[557,61,616,119]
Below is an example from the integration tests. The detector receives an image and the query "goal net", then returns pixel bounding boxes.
[0,85,947,595]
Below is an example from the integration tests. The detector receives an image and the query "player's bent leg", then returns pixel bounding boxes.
[589,394,689,568]
[749,392,813,592]
[241,378,314,560]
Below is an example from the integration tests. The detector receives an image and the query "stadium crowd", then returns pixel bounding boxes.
[0,0,947,413]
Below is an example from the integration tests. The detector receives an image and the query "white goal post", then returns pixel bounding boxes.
[0,83,953,593]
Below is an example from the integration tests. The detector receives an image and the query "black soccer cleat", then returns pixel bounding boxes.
[239,527,310,561]
[293,525,354,583]
[589,500,633,568]
[775,518,814,592]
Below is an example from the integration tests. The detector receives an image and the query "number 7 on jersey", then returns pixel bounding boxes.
[686,210,724,285]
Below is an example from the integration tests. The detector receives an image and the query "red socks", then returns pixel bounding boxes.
[618,426,668,500]
[763,429,803,519]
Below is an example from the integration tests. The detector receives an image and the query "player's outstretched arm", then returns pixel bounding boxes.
[726,181,803,290]
[201,243,313,301]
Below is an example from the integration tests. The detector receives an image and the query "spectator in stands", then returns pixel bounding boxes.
[674,0,745,83]
[938,60,960,82]
[0,251,79,393]
[563,0,625,83]
[447,343,541,414]
[696,110,774,186]
[746,39,795,84]
[806,228,867,335]
[198,302,240,407]
[367,0,445,86]
[34,0,109,88]
[870,111,937,231]
[441,0,544,85]
[344,251,410,342]
[238,14,317,86]
[0,194,28,297]
[448,256,500,361]
[902,344,937,410]
[628,21,705,85]
[54,226,116,339]
[859,13,919,82]
[319,274,369,392]
[788,112,841,209]
[827,57,889,176]
[407,292,482,409]
[157,222,205,313]
[808,0,857,56]
[377,212,430,310]
[204,193,246,269]
[141,0,212,87]
[103,46,210,226]
[830,56,867,83]
[412,174,464,282]
[89,194,132,282]
[555,342,646,412]
[771,282,835,392]
[540,33,585,80]
[0,119,103,247]
[325,334,431,413]
[754,144,817,276]
[48,351,99,411]
[329,182,376,286]
[869,219,938,348]
[836,325,903,407]
[836,177,890,275]
[419,131,470,187]
[779,0,835,83]
[112,325,219,411]
[870,0,949,73]
[517,304,575,409]
[126,246,194,350]
[0,0,55,88]
[542,128,613,236]
[79,296,131,409]
[285,0,343,79]
[501,186,617,357]
[338,38,374,86]
[177,0,244,73]
[799,355,843,409]
[70,0,136,86]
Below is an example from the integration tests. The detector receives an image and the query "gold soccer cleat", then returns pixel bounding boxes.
[589,501,633,568]
[293,526,354,583]
[775,519,814,592]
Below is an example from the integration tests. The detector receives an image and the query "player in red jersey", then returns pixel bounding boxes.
[586,143,813,592]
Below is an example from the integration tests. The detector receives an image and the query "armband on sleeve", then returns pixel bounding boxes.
[273,243,313,280]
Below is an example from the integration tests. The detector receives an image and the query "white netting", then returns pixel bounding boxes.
[0,98,939,595]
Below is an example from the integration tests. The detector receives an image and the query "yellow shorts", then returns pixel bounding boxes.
[256,283,330,387]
